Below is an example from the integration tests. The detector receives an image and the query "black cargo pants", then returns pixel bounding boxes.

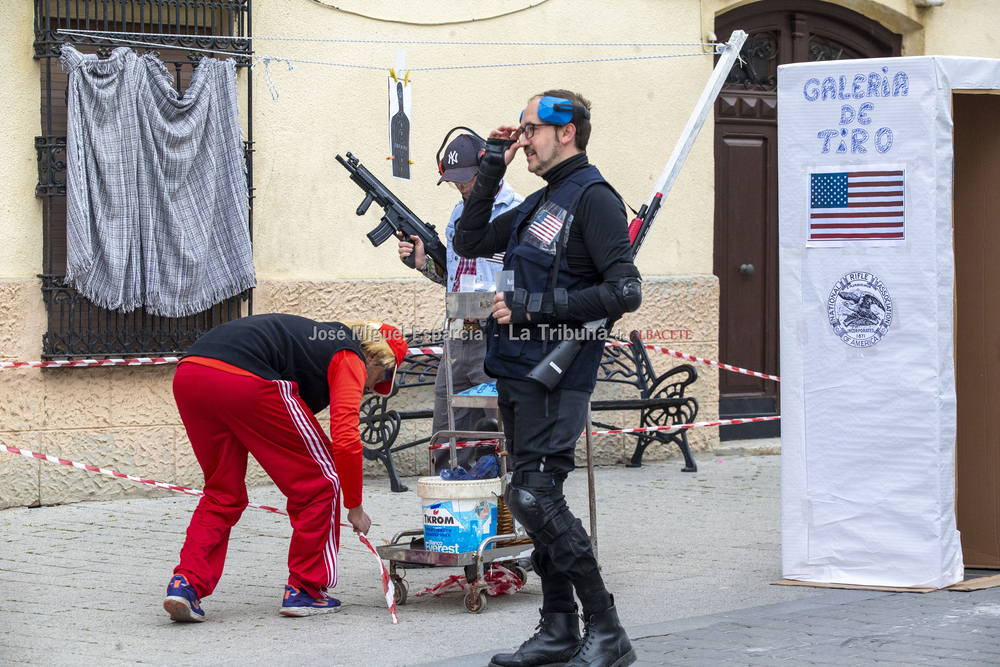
[496,376,600,591]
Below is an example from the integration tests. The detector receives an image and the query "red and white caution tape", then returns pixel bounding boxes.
[414,573,467,598]
[356,531,399,623]
[589,415,780,436]
[604,341,780,382]
[414,341,778,381]
[643,345,780,382]
[0,352,436,368]
[0,444,397,623]
[427,439,499,451]
[0,356,181,369]
[0,444,285,508]
[415,564,524,598]
[428,417,783,448]
[3,408,778,621]
[0,344,778,383]
[414,341,778,382]
[407,346,444,356]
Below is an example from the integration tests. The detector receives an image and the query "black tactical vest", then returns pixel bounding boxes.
[484,164,609,392]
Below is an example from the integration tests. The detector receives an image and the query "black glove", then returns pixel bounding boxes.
[471,138,515,199]
[505,288,570,324]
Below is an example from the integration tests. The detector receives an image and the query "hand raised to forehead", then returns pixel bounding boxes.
[488,125,523,166]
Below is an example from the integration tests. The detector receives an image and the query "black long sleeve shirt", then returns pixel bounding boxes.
[454,153,637,322]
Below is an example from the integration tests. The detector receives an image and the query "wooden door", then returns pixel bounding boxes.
[954,92,1000,568]
[714,1,900,439]
[714,125,777,412]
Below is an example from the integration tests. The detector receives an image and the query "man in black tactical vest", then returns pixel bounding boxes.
[454,91,642,667]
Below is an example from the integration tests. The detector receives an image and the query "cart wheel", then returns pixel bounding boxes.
[512,565,529,584]
[392,578,408,606]
[464,590,487,614]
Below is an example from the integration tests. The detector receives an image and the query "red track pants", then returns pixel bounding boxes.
[172,363,341,600]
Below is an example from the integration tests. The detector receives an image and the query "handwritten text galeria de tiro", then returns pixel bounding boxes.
[803,66,908,155]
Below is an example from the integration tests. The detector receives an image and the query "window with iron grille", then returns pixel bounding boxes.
[33,0,254,359]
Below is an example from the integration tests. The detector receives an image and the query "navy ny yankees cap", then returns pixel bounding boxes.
[437,134,485,185]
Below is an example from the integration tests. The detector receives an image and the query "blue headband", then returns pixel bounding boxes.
[521,96,591,125]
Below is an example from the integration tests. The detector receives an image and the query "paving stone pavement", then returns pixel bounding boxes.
[2,453,996,666]
[426,589,1000,667]
[627,587,1000,666]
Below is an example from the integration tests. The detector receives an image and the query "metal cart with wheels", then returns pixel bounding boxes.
[376,291,532,613]
[380,527,530,613]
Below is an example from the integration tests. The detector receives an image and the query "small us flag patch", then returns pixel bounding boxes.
[528,212,565,245]
[486,252,505,264]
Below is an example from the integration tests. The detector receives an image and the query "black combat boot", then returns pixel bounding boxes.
[489,608,582,667]
[564,601,635,667]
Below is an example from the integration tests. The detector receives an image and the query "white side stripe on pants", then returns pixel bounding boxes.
[276,380,341,590]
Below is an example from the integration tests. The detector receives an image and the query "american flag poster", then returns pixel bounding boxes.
[807,166,905,247]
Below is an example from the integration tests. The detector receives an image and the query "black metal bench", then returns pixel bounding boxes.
[360,330,699,492]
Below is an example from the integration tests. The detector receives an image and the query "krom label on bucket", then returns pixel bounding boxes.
[424,506,463,529]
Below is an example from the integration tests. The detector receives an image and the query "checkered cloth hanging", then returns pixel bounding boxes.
[62,45,255,317]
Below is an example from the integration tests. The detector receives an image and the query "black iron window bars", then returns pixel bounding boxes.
[33,0,254,359]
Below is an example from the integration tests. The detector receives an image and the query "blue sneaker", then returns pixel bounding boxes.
[163,574,206,623]
[280,585,342,617]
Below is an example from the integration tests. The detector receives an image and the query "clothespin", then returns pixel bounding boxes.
[395,50,407,86]
[389,68,398,83]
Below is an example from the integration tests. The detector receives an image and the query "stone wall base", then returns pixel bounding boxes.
[1,275,719,508]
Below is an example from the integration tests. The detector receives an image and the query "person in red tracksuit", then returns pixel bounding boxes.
[162,314,409,622]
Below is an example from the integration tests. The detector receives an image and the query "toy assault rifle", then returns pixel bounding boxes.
[336,152,447,270]
[526,30,748,390]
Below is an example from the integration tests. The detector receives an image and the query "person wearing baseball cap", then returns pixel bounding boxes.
[436,133,484,190]
[399,128,523,473]
[162,314,408,623]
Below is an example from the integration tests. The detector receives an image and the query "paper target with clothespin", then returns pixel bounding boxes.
[388,49,412,180]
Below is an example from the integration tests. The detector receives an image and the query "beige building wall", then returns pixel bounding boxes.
[0,0,43,281]
[2,0,996,509]
[250,0,714,282]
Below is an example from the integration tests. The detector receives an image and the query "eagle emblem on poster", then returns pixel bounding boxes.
[827,272,893,348]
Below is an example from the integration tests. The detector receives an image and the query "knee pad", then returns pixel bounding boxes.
[505,484,546,534]
[505,480,571,544]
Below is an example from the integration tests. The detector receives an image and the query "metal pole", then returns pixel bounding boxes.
[586,402,598,563]
[444,322,458,470]
[631,29,748,257]
[568,30,749,342]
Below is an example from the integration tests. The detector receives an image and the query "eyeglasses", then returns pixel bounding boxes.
[447,177,476,191]
[519,122,558,140]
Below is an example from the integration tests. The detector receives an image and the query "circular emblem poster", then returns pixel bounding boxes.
[827,272,893,348]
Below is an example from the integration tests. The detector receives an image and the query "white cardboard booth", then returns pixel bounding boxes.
[778,56,1000,589]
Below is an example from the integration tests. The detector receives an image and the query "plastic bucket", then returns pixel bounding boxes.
[417,477,501,554]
